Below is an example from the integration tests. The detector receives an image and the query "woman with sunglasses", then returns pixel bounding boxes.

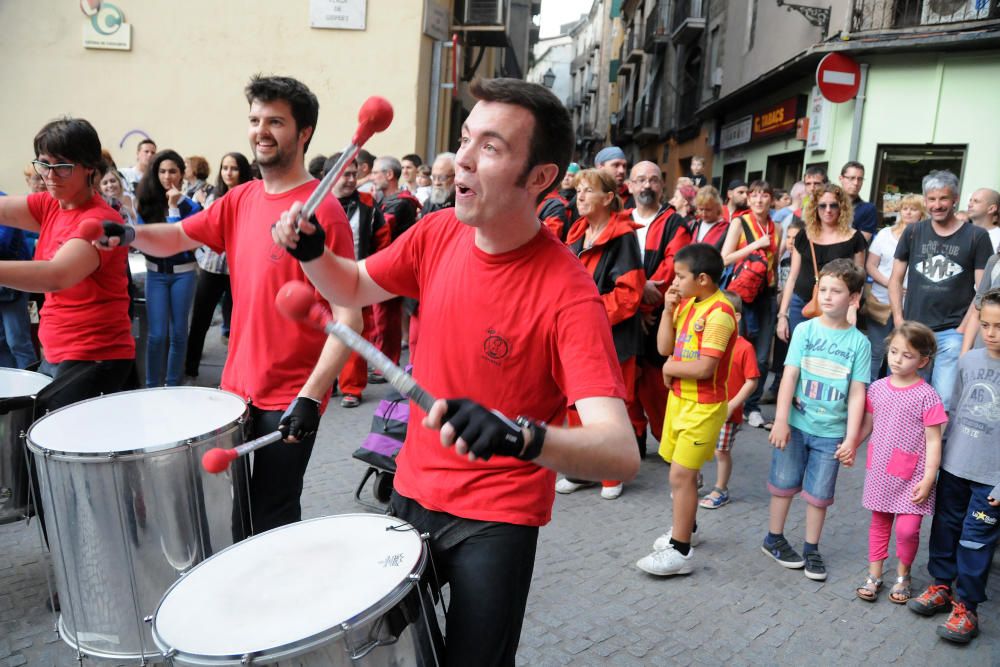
[776,183,866,343]
[0,117,135,399]
[134,150,202,387]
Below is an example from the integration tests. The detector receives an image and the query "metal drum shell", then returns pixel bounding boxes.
[27,387,251,662]
[0,369,51,524]
[153,515,430,667]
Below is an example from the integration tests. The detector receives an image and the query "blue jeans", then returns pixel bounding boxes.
[767,427,842,507]
[0,292,36,369]
[867,314,894,383]
[145,270,196,387]
[742,287,776,415]
[919,328,962,409]
[928,469,1000,606]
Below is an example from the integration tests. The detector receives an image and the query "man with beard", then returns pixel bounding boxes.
[326,153,390,407]
[100,75,362,533]
[422,152,456,216]
[626,161,691,456]
[595,146,634,209]
[724,179,749,222]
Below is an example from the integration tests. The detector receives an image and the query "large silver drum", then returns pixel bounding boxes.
[153,514,439,666]
[27,387,251,662]
[0,369,51,524]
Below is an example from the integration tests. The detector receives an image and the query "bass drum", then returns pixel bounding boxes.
[27,387,251,662]
[0,369,51,524]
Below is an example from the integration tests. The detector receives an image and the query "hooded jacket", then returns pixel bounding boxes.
[537,190,573,242]
[339,190,390,260]
[380,189,422,241]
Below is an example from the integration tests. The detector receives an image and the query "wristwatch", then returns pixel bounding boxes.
[515,416,547,461]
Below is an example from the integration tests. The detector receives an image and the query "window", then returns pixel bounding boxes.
[872,144,967,221]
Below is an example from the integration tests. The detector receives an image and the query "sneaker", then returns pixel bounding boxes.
[908,584,953,617]
[555,478,595,494]
[600,483,623,499]
[368,371,387,385]
[803,551,827,581]
[652,527,700,551]
[340,394,361,408]
[636,546,695,576]
[760,535,805,569]
[746,411,766,428]
[937,602,979,644]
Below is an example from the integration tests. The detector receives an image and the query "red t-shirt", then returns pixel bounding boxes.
[182,180,353,411]
[27,192,133,363]
[726,335,760,424]
[365,210,626,527]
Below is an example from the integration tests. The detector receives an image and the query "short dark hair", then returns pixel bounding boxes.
[402,153,422,167]
[137,138,156,152]
[787,216,805,233]
[674,243,725,285]
[307,155,327,179]
[819,257,865,294]
[34,117,104,171]
[356,149,375,170]
[887,321,937,360]
[244,75,320,152]
[840,161,865,176]
[470,77,573,202]
[748,179,773,196]
[721,289,743,314]
[982,287,1000,310]
[804,165,828,181]
[323,152,357,176]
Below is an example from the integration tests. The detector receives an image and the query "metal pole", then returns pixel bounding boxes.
[426,40,444,163]
[848,63,868,162]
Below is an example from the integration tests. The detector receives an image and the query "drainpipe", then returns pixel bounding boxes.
[847,63,868,162]
[426,40,444,163]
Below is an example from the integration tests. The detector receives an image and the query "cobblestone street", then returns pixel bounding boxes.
[1,336,995,665]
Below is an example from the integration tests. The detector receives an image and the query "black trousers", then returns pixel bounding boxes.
[245,406,316,535]
[185,269,232,377]
[389,491,538,667]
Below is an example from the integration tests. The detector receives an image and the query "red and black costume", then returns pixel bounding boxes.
[618,183,636,211]
[373,190,421,367]
[537,190,573,242]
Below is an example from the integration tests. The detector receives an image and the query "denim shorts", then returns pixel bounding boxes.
[767,427,842,507]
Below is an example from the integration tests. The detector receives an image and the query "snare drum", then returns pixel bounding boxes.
[0,369,51,524]
[27,387,252,662]
[153,514,439,666]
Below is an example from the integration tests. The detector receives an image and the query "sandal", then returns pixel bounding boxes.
[699,487,730,509]
[889,574,911,604]
[856,574,883,602]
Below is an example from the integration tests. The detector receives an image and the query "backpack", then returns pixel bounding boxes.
[725,217,769,304]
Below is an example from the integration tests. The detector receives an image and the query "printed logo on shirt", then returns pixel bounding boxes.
[972,510,997,526]
[800,379,846,402]
[914,254,963,283]
[801,355,851,381]
[965,382,1000,422]
[482,329,510,366]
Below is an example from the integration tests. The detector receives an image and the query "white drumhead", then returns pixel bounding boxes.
[154,514,424,658]
[0,368,51,398]
[28,387,246,455]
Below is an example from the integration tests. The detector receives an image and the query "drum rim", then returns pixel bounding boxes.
[25,386,248,458]
[0,367,52,400]
[151,513,428,665]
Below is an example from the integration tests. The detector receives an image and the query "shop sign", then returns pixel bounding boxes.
[423,0,449,40]
[82,3,131,51]
[720,116,752,150]
[751,97,799,142]
[310,0,367,30]
[807,86,830,150]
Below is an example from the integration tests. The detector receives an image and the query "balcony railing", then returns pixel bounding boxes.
[672,0,705,44]
[623,20,644,63]
[644,4,671,51]
[635,103,663,142]
[851,0,998,32]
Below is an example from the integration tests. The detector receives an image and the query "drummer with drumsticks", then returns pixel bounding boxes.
[100,75,362,534]
[272,77,639,666]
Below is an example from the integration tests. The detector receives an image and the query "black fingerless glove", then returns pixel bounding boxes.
[102,221,136,246]
[286,215,327,262]
[443,399,544,461]
[279,397,321,441]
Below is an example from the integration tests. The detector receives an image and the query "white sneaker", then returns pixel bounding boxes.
[636,546,695,576]
[555,478,594,494]
[600,483,623,499]
[652,527,701,551]
[746,411,766,428]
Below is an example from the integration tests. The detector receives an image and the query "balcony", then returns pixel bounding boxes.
[614,104,635,142]
[850,0,998,32]
[623,22,644,64]
[671,0,705,44]
[635,103,663,143]
[644,5,671,52]
[588,71,599,92]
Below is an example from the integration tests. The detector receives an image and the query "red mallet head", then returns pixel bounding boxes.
[79,218,105,242]
[275,280,330,332]
[202,447,238,474]
[352,96,393,146]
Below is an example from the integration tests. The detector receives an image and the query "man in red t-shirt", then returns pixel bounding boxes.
[273,78,638,666]
[102,76,362,534]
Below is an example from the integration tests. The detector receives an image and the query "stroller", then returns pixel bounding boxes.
[352,385,408,509]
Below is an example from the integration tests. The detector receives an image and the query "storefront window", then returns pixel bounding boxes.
[871,144,966,224]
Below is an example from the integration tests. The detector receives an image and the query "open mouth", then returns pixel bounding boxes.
[456,184,474,196]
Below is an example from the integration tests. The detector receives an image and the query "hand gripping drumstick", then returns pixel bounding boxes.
[201,430,284,474]
[295,96,393,226]
[79,218,107,242]
[275,281,437,413]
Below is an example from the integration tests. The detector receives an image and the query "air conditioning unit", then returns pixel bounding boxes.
[921,0,989,25]
[464,0,505,25]
[710,67,723,87]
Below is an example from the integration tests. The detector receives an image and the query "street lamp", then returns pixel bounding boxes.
[542,68,556,88]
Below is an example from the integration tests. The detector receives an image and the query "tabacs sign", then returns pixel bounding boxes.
[751,97,801,142]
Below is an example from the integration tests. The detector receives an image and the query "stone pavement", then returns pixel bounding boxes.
[1,331,996,665]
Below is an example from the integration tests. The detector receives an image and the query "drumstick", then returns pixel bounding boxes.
[79,218,106,242]
[201,430,284,474]
[275,281,436,413]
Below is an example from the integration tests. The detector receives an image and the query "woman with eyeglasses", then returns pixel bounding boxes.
[0,117,135,399]
[134,149,202,387]
[776,183,866,343]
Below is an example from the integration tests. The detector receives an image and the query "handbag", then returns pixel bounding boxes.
[801,236,821,319]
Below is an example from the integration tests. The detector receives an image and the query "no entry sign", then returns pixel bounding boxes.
[816,53,862,103]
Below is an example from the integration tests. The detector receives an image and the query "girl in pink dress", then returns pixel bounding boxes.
[856,322,948,604]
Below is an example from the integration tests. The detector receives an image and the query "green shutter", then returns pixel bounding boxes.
[610,0,622,18]
[609,59,620,81]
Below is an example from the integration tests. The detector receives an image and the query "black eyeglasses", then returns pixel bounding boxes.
[817,203,840,210]
[32,160,76,178]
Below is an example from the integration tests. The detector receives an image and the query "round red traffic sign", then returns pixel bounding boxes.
[816,53,862,103]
